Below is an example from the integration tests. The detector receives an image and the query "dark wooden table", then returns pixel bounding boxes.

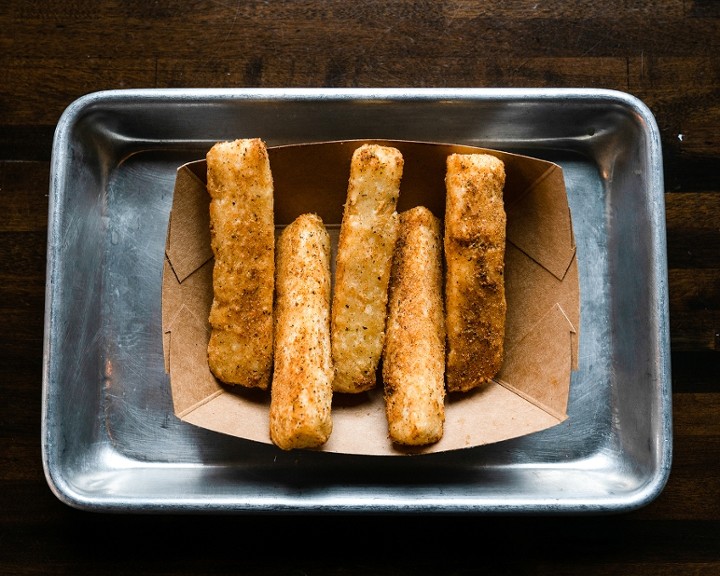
[2,1,719,574]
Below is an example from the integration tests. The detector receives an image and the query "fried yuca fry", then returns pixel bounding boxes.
[383,206,445,446]
[331,144,404,393]
[270,213,334,450]
[444,153,507,393]
[206,138,274,389]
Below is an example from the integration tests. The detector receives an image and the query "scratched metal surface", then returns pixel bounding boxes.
[41,88,671,513]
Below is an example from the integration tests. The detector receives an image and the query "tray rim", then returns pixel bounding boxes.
[42,87,672,514]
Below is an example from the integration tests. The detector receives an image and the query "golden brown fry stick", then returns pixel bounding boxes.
[383,206,445,446]
[444,153,507,392]
[206,138,274,389]
[270,213,334,450]
[331,144,403,393]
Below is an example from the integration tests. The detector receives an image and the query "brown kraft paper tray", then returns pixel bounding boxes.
[162,139,580,455]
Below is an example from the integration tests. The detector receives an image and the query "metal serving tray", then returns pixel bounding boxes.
[42,88,671,513]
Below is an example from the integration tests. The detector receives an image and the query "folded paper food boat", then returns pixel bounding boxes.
[162,140,579,455]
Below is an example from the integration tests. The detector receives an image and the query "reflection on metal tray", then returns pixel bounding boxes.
[42,88,671,513]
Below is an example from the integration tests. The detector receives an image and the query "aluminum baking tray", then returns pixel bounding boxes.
[42,88,671,514]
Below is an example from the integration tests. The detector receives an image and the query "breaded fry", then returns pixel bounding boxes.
[331,144,404,393]
[270,213,334,450]
[383,206,446,446]
[206,138,274,389]
[444,153,507,392]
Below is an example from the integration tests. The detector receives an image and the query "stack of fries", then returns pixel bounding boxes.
[205,139,506,450]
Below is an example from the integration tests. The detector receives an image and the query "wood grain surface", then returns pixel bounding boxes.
[1,1,719,574]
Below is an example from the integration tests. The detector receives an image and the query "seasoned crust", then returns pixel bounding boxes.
[206,138,274,389]
[331,144,403,393]
[270,213,334,450]
[444,153,507,392]
[383,206,446,446]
